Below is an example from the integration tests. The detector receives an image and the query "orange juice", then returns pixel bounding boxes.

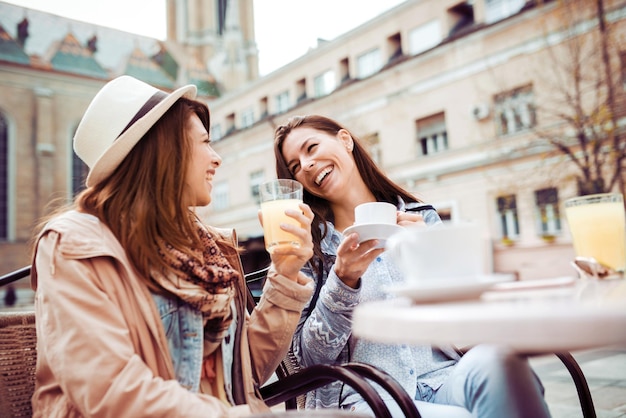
[565,194,626,272]
[261,198,302,252]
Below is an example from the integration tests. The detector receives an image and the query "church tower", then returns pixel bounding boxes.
[165,0,259,92]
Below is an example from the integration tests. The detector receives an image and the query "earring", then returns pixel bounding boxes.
[347,143,353,152]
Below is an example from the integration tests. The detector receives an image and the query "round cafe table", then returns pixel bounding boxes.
[352,277,626,418]
[352,277,626,353]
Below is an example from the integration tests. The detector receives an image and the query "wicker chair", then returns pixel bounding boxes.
[0,311,36,418]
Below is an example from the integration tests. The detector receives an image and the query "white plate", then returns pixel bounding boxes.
[343,223,403,248]
[387,274,515,304]
[490,276,576,292]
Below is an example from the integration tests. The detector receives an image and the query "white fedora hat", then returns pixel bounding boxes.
[74,75,197,187]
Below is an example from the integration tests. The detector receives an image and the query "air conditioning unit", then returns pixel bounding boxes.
[471,103,490,121]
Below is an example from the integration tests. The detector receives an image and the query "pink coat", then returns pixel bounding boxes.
[31,210,313,417]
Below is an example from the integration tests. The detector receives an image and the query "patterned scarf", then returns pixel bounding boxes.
[151,220,239,344]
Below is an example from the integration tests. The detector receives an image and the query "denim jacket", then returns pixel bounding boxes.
[151,293,205,392]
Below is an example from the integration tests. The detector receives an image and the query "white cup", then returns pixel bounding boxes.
[385,221,485,284]
[354,202,397,225]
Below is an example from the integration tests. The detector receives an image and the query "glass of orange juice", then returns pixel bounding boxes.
[260,179,303,253]
[564,193,626,276]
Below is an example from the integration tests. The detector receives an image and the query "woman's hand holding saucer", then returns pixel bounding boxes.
[334,233,384,289]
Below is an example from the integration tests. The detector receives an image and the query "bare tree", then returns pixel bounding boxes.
[531,0,626,197]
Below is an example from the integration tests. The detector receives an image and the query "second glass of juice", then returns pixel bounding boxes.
[564,193,626,276]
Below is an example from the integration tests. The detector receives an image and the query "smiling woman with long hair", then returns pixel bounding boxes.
[273,114,551,418]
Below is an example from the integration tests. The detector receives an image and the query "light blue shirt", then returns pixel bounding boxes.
[292,202,458,409]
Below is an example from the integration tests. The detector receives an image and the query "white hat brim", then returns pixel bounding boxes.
[85,83,197,187]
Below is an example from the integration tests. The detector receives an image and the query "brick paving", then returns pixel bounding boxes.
[531,347,626,418]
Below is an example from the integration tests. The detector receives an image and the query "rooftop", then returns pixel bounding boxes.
[0,1,218,95]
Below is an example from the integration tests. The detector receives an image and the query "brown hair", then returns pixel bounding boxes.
[274,114,421,263]
[47,98,231,291]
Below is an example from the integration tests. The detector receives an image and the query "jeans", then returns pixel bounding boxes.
[344,344,552,418]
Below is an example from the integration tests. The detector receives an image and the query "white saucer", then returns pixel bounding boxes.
[343,223,403,248]
[387,274,515,304]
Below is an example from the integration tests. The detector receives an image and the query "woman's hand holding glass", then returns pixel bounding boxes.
[265,202,314,281]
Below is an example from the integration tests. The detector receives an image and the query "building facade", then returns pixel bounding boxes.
[203,0,625,280]
[0,0,256,275]
[1,0,624,283]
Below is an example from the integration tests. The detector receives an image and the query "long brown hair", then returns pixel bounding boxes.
[274,114,421,262]
[69,98,226,290]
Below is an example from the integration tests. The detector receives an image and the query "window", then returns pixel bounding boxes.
[409,20,441,55]
[241,107,254,128]
[340,57,351,84]
[494,85,536,136]
[484,0,525,24]
[447,2,474,37]
[249,170,265,203]
[429,200,458,223]
[225,113,235,136]
[275,90,290,114]
[535,187,561,236]
[211,124,222,142]
[71,152,88,197]
[497,195,519,239]
[386,33,403,64]
[356,48,382,79]
[314,70,336,97]
[416,113,448,156]
[362,133,381,165]
[71,124,88,197]
[0,113,7,240]
[212,181,229,211]
[296,78,307,103]
[259,97,269,119]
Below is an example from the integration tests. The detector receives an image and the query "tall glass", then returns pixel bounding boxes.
[564,193,626,275]
[260,179,303,253]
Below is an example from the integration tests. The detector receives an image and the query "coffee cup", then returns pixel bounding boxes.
[386,221,485,285]
[354,202,397,225]
[345,202,400,249]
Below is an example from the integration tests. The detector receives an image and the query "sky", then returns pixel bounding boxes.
[3,0,406,76]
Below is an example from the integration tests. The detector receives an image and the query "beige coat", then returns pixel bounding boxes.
[30,210,313,418]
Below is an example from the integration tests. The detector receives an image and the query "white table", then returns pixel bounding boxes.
[352,277,626,418]
[353,277,626,353]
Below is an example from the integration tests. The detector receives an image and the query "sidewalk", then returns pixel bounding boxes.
[530,347,626,417]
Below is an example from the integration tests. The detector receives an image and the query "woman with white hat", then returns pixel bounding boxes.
[30,76,315,417]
